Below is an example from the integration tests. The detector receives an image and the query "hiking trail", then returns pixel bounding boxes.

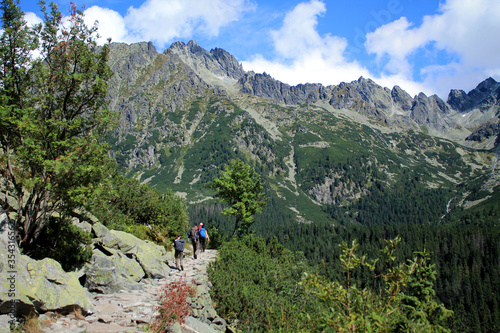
[40,249,220,333]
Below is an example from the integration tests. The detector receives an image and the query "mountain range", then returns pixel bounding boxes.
[105,40,500,225]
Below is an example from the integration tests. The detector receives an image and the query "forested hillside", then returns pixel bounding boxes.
[104,41,500,332]
[3,1,497,331]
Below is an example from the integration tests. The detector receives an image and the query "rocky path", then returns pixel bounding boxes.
[40,250,221,333]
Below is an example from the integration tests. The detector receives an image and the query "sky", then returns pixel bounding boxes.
[21,0,500,99]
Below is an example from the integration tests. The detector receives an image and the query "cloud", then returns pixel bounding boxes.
[242,0,370,86]
[83,0,255,49]
[83,6,130,44]
[365,17,427,77]
[244,0,500,98]
[365,0,500,97]
[24,12,43,27]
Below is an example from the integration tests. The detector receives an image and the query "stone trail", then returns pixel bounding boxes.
[39,249,222,333]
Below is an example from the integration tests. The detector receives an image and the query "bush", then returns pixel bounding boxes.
[209,235,452,332]
[208,235,319,332]
[89,175,189,244]
[30,216,93,271]
[302,237,453,332]
[150,280,196,332]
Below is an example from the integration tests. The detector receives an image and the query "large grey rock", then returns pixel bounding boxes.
[84,248,145,293]
[184,316,219,333]
[0,244,95,316]
[0,207,18,254]
[0,315,13,333]
[92,222,110,238]
[92,223,172,278]
[0,208,94,317]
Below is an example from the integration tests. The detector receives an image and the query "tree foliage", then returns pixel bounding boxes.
[207,159,267,235]
[302,237,453,332]
[209,235,452,332]
[28,215,93,271]
[248,211,499,333]
[208,235,318,332]
[89,174,189,244]
[0,0,115,254]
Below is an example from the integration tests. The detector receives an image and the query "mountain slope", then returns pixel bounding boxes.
[105,40,500,226]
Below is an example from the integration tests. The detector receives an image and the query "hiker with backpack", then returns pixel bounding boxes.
[199,223,209,253]
[189,225,200,259]
[173,234,185,271]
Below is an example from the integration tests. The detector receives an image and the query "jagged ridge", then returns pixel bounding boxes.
[104,40,500,224]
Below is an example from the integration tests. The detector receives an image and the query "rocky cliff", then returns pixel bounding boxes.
[104,40,500,225]
[0,209,225,333]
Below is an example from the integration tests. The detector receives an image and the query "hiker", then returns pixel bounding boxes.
[199,223,210,252]
[189,225,199,259]
[174,234,185,271]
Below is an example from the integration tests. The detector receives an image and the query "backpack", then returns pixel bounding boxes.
[190,226,199,242]
[174,238,185,251]
[200,228,206,238]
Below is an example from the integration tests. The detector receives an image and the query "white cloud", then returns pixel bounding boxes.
[365,0,500,97]
[83,6,130,44]
[123,0,254,48]
[365,17,427,77]
[245,0,500,99]
[24,12,43,27]
[23,0,500,99]
[80,0,254,48]
[242,0,370,86]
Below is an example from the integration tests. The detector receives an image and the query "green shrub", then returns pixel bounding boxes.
[209,235,452,332]
[302,237,453,332]
[89,174,189,244]
[208,235,319,332]
[30,216,93,271]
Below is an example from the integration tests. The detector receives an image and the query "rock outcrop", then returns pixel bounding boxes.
[82,222,173,293]
[0,211,95,317]
[167,40,245,80]
[448,77,500,113]
[410,92,454,131]
[465,121,500,142]
[94,225,173,278]
[238,73,461,131]
[36,250,222,333]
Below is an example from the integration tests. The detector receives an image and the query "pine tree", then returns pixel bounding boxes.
[0,0,115,253]
[207,159,267,235]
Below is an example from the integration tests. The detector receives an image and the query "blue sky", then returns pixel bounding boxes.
[22,0,500,99]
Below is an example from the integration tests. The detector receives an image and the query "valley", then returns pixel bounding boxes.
[105,40,500,332]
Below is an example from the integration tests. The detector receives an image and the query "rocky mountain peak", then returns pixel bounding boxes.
[166,40,244,80]
[391,86,413,111]
[105,40,500,150]
[477,77,499,92]
[447,77,500,112]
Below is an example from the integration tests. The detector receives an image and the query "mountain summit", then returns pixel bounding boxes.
[105,41,499,224]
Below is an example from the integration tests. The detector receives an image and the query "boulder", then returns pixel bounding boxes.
[84,248,146,293]
[184,316,220,333]
[0,208,94,316]
[0,315,13,333]
[92,222,110,238]
[0,207,18,254]
[92,223,173,278]
[0,249,95,316]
